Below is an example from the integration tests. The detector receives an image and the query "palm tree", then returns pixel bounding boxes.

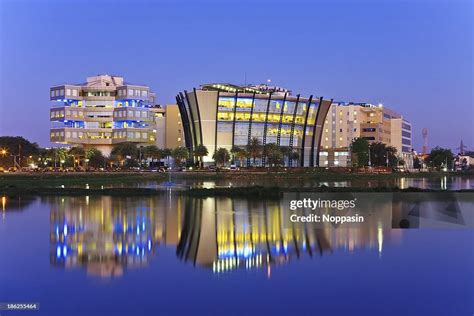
[111,142,138,167]
[247,137,262,166]
[172,147,189,166]
[69,146,85,168]
[213,147,230,167]
[143,145,162,167]
[234,147,249,167]
[290,151,300,167]
[193,144,208,168]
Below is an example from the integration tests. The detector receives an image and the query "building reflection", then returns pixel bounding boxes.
[46,194,398,277]
[177,197,397,275]
[47,195,181,277]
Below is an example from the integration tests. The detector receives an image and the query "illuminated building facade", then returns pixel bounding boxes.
[320,102,413,168]
[50,75,157,156]
[176,83,333,167]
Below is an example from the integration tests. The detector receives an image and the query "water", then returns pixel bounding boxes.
[0,194,472,316]
[89,175,473,191]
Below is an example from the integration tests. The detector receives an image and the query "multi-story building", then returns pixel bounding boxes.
[319,102,412,167]
[176,83,333,167]
[50,75,157,156]
[152,104,184,149]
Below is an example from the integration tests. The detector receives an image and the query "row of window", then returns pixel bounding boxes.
[113,110,149,119]
[117,89,148,98]
[50,131,150,140]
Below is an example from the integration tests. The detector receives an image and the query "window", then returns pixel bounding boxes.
[142,91,147,97]
[128,89,134,96]
[50,90,54,97]
[72,90,78,97]
[66,89,71,96]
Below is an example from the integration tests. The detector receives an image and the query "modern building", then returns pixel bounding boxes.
[176,83,333,167]
[319,102,413,168]
[152,104,184,149]
[50,75,157,156]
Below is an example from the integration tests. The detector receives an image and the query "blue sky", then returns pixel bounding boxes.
[0,0,472,151]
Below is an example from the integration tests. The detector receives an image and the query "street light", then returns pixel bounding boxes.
[0,148,7,156]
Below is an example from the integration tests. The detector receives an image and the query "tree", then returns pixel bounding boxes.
[426,147,454,171]
[143,145,162,167]
[193,144,208,168]
[172,147,189,165]
[290,151,300,166]
[213,147,230,167]
[350,138,369,167]
[247,137,262,166]
[111,142,138,166]
[264,143,284,167]
[0,136,39,168]
[232,146,249,167]
[413,156,422,170]
[369,142,398,167]
[279,146,291,166]
[69,146,85,168]
[86,148,105,169]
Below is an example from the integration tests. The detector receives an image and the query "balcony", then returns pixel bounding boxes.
[50,107,85,122]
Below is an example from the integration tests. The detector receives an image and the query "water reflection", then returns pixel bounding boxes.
[47,196,169,277]
[38,195,400,277]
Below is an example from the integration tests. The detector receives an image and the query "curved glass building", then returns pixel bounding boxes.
[176,83,333,167]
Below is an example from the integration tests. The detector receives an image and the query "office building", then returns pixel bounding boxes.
[152,104,184,149]
[50,75,157,156]
[320,102,412,167]
[176,83,333,167]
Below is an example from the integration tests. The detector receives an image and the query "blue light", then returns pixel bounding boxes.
[55,226,59,237]
[63,245,68,256]
[136,247,140,256]
[63,224,68,236]
[56,246,61,258]
[147,240,151,251]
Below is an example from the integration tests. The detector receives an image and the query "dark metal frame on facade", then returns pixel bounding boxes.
[299,95,313,167]
[288,94,300,167]
[310,97,324,167]
[261,93,273,166]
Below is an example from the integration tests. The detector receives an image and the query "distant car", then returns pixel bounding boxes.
[230,164,238,171]
[180,166,187,172]
[208,165,217,171]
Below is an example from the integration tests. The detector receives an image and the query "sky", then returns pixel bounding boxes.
[0,0,472,151]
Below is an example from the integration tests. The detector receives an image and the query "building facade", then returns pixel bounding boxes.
[176,83,333,167]
[50,75,157,156]
[152,104,184,149]
[319,102,412,168]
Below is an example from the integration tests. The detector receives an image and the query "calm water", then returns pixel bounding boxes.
[92,175,474,191]
[0,194,472,316]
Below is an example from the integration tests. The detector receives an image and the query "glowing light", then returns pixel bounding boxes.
[56,246,61,258]
[62,245,68,257]
[1,196,6,211]
[63,224,68,236]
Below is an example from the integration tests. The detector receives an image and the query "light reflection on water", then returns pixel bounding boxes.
[0,194,472,316]
[75,175,473,190]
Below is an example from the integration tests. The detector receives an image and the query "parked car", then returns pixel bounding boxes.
[208,165,217,171]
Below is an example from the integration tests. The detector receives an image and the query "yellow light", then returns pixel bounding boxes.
[0,149,7,156]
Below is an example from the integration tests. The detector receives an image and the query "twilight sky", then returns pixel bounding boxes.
[0,0,472,151]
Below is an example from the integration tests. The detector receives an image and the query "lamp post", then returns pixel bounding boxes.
[368,146,371,168]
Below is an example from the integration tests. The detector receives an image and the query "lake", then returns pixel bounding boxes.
[0,194,472,315]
